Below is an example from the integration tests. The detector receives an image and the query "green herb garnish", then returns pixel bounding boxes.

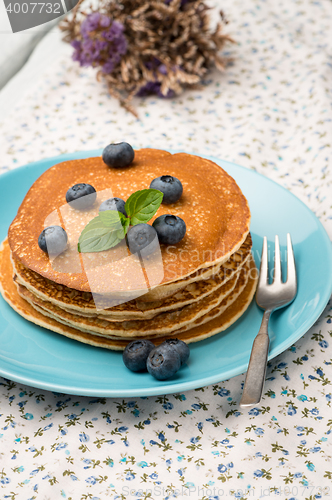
[78,189,163,253]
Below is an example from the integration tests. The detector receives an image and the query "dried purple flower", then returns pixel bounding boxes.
[71,12,127,73]
[136,81,175,98]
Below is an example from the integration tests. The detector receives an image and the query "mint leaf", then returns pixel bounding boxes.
[78,212,128,253]
[77,189,163,253]
[125,189,163,225]
[99,210,127,227]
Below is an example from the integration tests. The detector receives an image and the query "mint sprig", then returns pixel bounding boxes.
[125,189,163,225]
[77,189,163,253]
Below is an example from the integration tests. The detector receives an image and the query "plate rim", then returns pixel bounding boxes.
[0,149,332,396]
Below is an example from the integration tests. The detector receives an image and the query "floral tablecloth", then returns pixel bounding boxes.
[0,0,332,498]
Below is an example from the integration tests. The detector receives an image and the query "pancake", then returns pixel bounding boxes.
[15,260,251,338]
[138,232,252,302]
[0,238,258,350]
[17,264,248,341]
[8,149,250,293]
[12,233,252,320]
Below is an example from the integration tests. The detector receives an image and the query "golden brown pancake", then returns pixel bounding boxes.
[12,233,252,320]
[138,232,252,302]
[0,238,258,350]
[8,149,250,292]
[15,263,249,338]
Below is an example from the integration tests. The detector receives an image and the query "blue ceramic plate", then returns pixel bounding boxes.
[0,150,331,397]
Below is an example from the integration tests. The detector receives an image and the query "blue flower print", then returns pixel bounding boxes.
[218,388,230,397]
[137,461,148,468]
[248,408,260,416]
[254,470,263,478]
[297,395,307,401]
[287,406,297,415]
[55,443,68,451]
[43,423,53,431]
[218,464,227,473]
[86,476,97,485]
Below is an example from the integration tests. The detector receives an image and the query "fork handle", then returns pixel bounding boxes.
[240,310,271,407]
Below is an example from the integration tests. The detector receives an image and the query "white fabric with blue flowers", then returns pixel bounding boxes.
[0,0,332,498]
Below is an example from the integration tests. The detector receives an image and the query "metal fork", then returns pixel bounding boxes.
[239,234,297,408]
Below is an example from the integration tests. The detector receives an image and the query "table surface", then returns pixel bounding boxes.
[0,0,331,497]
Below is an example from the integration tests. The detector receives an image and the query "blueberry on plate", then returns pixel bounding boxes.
[102,142,135,168]
[149,175,183,204]
[127,224,159,255]
[152,214,186,245]
[160,338,190,365]
[38,226,68,255]
[66,183,97,210]
[99,197,127,217]
[147,344,181,380]
[123,340,155,372]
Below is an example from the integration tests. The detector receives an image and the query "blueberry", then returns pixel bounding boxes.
[38,226,68,255]
[99,197,127,217]
[152,214,186,245]
[123,340,155,372]
[147,344,181,380]
[66,183,97,210]
[160,339,190,365]
[102,142,135,168]
[150,175,183,204]
[127,224,159,255]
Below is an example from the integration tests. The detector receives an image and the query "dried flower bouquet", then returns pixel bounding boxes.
[60,0,232,116]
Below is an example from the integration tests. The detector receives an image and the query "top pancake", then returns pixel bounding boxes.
[8,149,250,292]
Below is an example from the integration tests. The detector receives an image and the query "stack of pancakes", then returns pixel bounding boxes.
[0,149,258,350]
